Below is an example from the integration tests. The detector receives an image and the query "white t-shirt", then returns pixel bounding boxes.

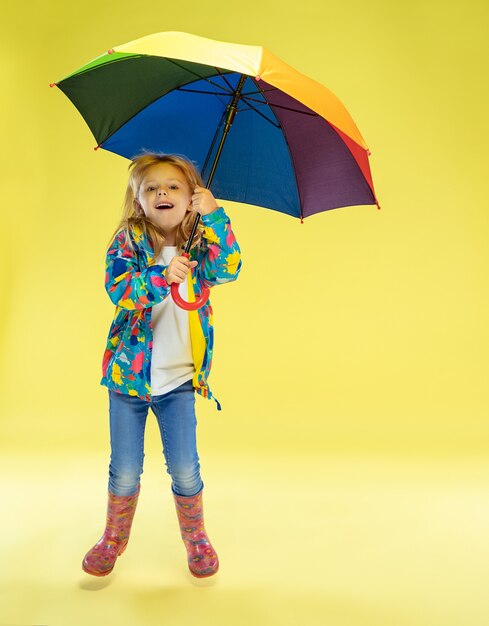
[150,245,195,396]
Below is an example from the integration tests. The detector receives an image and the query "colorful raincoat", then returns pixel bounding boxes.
[100,206,242,410]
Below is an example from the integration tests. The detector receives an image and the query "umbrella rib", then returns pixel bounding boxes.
[173,74,283,130]
[175,87,234,108]
[176,88,232,96]
[238,97,281,129]
[242,88,279,95]
[212,66,240,94]
[242,95,320,117]
[165,58,234,95]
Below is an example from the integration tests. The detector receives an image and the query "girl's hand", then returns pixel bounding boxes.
[165,256,198,285]
[190,186,219,216]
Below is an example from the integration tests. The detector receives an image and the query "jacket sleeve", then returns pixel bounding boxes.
[104,230,170,310]
[194,206,242,289]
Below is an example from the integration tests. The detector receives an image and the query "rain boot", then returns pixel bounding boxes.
[173,487,219,578]
[82,485,140,577]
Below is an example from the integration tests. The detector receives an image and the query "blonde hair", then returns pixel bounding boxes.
[106,151,206,263]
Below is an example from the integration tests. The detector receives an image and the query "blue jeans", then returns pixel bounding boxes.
[107,379,204,498]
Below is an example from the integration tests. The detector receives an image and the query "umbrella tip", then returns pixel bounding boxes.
[376,201,381,210]
[108,49,114,54]
[49,82,57,88]
[367,148,371,156]
[94,144,101,151]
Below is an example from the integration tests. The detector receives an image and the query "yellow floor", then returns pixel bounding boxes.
[1,450,488,626]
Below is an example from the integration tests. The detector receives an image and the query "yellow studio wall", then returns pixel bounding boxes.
[0,0,488,457]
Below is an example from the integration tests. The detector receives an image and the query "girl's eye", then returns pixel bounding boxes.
[147,185,178,191]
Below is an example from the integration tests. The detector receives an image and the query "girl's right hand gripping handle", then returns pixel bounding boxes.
[170,252,210,311]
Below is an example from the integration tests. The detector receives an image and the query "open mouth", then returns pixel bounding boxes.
[155,202,174,210]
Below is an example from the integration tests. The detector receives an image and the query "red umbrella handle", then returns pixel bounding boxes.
[170,252,210,311]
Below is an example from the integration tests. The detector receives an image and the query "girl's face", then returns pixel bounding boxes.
[137,162,193,244]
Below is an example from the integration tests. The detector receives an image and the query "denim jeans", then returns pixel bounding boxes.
[107,378,204,498]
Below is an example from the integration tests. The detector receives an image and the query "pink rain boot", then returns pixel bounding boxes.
[82,485,140,577]
[173,487,219,578]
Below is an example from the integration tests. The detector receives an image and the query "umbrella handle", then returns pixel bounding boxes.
[170,252,210,311]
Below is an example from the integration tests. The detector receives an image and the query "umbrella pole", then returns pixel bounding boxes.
[184,73,247,254]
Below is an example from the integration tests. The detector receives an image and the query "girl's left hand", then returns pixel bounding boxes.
[190,186,219,217]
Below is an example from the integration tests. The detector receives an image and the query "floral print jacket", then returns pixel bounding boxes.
[100,205,242,410]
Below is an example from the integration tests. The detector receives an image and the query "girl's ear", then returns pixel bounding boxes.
[134,197,144,217]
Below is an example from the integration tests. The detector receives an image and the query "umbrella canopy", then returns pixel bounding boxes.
[51,31,380,221]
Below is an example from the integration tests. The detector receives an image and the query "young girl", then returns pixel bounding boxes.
[82,152,242,579]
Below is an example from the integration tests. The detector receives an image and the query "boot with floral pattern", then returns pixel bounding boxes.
[82,485,140,576]
[173,487,219,578]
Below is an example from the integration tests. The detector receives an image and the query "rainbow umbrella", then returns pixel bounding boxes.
[50,31,380,308]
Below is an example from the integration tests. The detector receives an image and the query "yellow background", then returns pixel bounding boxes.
[1,1,488,625]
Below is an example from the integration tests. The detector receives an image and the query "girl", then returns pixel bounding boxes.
[82,152,242,579]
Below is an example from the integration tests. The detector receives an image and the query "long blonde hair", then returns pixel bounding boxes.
[106,152,206,263]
